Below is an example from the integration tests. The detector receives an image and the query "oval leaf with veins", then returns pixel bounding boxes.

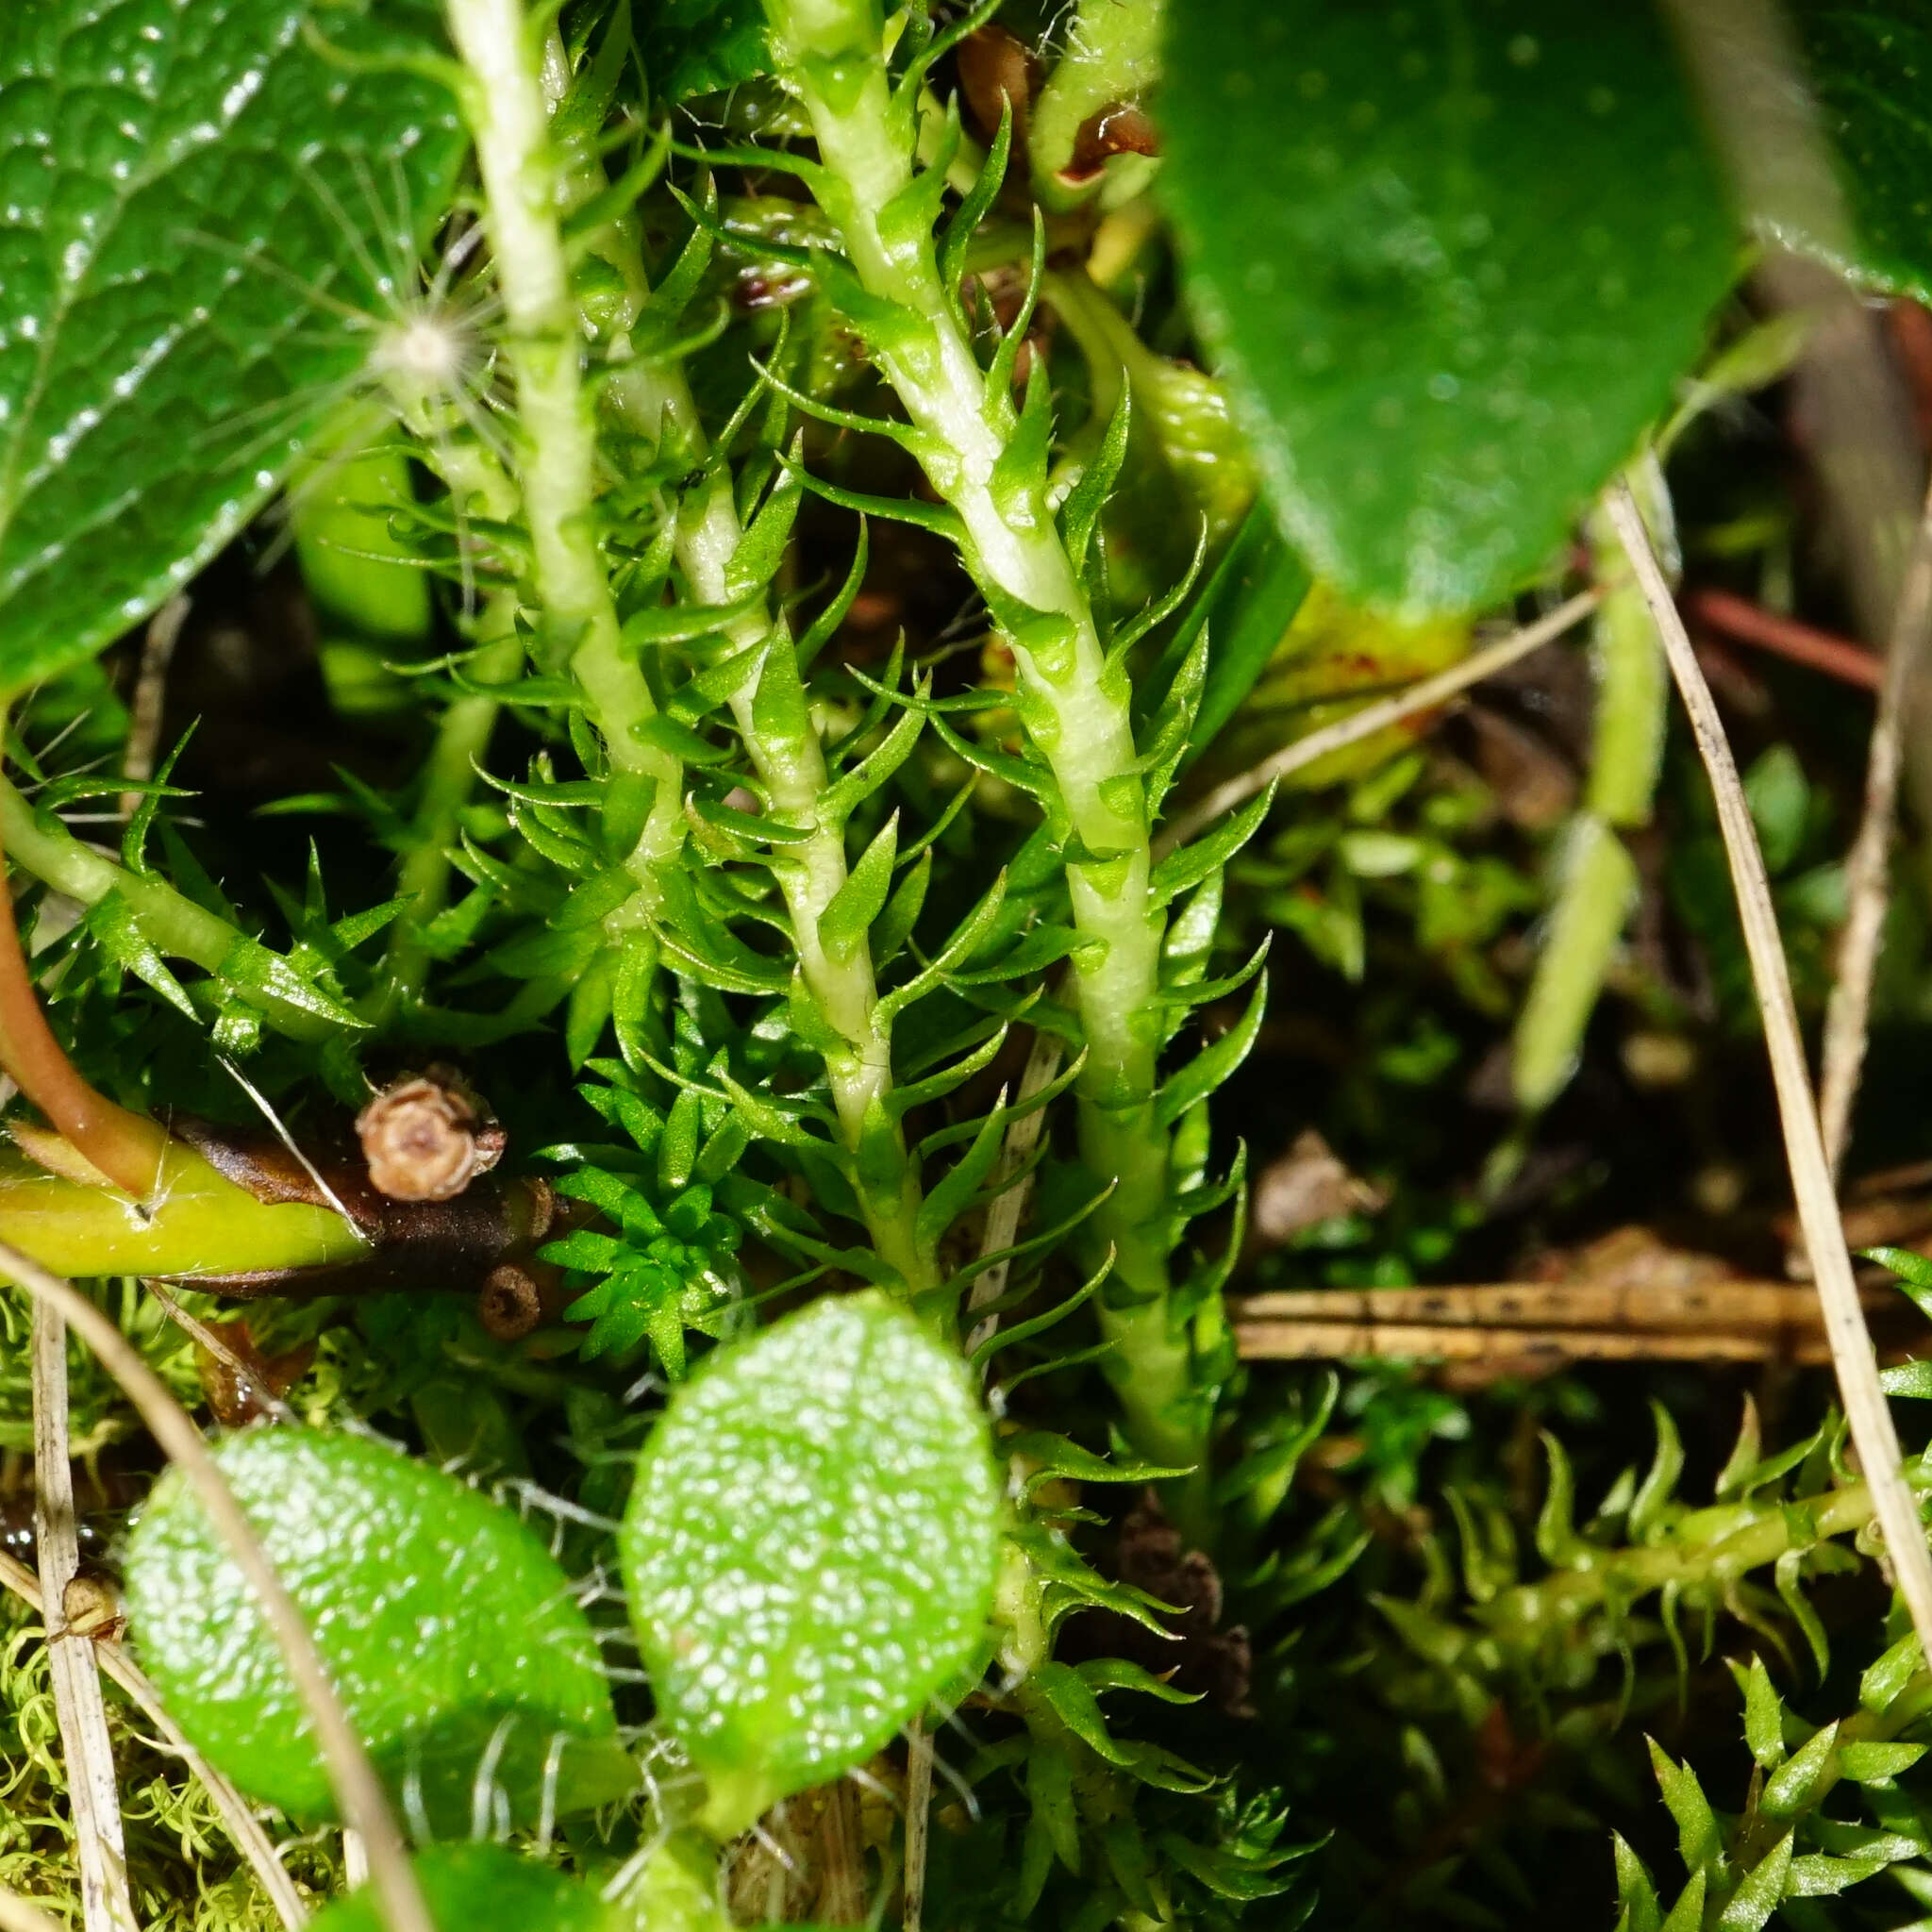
[621,1291,1001,1835]
[125,1426,629,1828]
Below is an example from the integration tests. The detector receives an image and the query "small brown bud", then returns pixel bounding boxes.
[477,1263,545,1341]
[60,1569,125,1644]
[356,1066,506,1203]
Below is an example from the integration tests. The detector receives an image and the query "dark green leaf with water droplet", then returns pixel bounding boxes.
[1161,1,1738,617]
[0,0,463,694]
[1791,0,1932,302]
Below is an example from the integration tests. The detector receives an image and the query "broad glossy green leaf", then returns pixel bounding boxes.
[308,1844,615,1932]
[1792,0,1932,301]
[0,0,463,694]
[620,1291,1001,1836]
[125,1427,628,1827]
[1161,2,1738,617]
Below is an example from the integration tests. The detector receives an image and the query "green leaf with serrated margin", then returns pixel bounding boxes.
[819,813,896,964]
[1004,1430,1187,1489]
[620,1293,1000,1837]
[1839,1740,1927,1782]
[1736,1656,1788,1770]
[1030,1659,1135,1767]
[1154,973,1266,1129]
[87,893,195,1020]
[1658,1871,1707,1932]
[0,0,463,692]
[1150,787,1274,910]
[1860,1631,1922,1712]
[1076,1657,1201,1706]
[1786,1851,1894,1897]
[1715,1832,1792,1932]
[1611,1832,1662,1932]
[1880,1359,1932,1396]
[1866,1243,1932,1319]
[819,702,924,823]
[1161,1,1737,616]
[125,1428,627,1829]
[913,1100,1008,1256]
[1647,1738,1722,1877]
[1762,1721,1840,1818]
[1162,505,1311,767]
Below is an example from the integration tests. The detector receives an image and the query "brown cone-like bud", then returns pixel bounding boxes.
[476,1263,545,1341]
[356,1066,506,1203]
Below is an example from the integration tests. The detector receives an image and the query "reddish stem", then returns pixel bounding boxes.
[1686,586,1884,692]
[0,821,169,1199]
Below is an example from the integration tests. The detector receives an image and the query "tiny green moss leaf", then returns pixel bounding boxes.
[620,1291,1002,1836]
[0,0,464,696]
[124,1427,626,1828]
[308,1844,616,1932]
[1160,0,1739,617]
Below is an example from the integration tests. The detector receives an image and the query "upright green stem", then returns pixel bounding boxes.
[1509,467,1670,1114]
[678,474,934,1295]
[361,428,529,1015]
[376,622,523,1013]
[541,45,935,1298]
[764,0,1201,1473]
[442,0,684,914]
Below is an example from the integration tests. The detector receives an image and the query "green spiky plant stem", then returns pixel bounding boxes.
[675,469,938,1300]
[540,53,938,1303]
[1509,467,1670,1116]
[762,0,1205,1476]
[0,776,341,1044]
[1411,1456,1931,1673]
[377,619,520,1012]
[442,0,685,924]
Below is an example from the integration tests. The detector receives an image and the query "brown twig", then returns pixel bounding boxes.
[1685,588,1884,691]
[0,1545,308,1930]
[1818,486,1932,1179]
[1230,1278,1890,1366]
[1156,589,1603,858]
[901,1721,934,1932]
[0,1242,432,1932]
[1607,481,1932,1662]
[32,1304,137,1932]
[817,1780,867,1925]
